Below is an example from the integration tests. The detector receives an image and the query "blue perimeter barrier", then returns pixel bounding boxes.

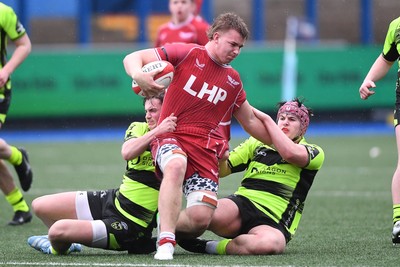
[0,122,394,143]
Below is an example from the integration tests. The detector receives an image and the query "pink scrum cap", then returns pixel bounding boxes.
[277,101,310,136]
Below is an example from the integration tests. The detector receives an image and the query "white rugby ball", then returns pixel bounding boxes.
[132,60,174,97]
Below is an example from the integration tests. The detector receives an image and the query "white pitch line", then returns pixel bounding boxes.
[2,262,192,267]
[1,263,286,267]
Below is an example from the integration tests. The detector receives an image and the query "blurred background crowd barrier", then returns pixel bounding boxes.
[2,0,398,127]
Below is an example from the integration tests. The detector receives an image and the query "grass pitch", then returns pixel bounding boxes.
[0,133,398,266]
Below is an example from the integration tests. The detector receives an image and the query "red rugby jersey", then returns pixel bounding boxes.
[154,43,246,147]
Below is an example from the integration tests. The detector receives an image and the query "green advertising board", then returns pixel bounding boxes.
[9,50,136,118]
[8,46,396,119]
[232,46,396,111]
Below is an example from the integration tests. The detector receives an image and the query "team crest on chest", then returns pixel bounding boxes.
[227,75,240,87]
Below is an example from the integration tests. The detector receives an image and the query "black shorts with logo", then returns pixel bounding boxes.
[226,194,291,243]
[87,189,156,253]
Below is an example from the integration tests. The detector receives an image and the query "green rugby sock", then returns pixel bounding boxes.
[5,188,29,212]
[215,239,231,255]
[8,146,22,165]
[393,204,400,224]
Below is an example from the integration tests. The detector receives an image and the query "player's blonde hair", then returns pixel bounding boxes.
[207,12,249,41]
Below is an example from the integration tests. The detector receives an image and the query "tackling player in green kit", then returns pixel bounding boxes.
[179,98,325,255]
[27,94,177,255]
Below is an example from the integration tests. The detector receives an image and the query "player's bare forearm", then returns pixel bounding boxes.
[359,54,394,100]
[253,108,308,166]
[235,102,272,145]
[121,114,177,161]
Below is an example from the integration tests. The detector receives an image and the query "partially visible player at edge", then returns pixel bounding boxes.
[0,2,33,226]
[123,12,273,260]
[358,16,400,245]
[27,94,177,255]
[179,98,325,255]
